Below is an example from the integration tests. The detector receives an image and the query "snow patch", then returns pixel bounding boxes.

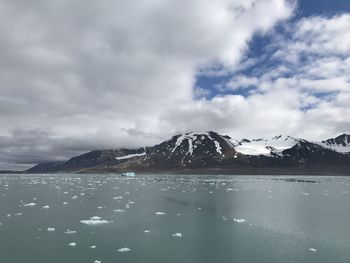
[235,135,299,156]
[116,152,146,160]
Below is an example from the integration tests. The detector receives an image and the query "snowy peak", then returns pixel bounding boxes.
[235,135,300,156]
[169,131,236,157]
[318,134,350,153]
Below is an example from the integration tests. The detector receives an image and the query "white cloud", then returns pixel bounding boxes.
[211,13,350,140]
[0,0,296,168]
[1,2,349,170]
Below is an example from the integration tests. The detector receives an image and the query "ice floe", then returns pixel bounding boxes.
[233,218,246,223]
[155,212,166,215]
[308,248,317,252]
[117,247,131,252]
[47,227,55,231]
[172,232,182,237]
[24,202,36,207]
[68,242,76,247]
[80,216,109,225]
[64,230,77,234]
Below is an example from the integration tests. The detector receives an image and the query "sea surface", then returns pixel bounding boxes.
[0,174,350,263]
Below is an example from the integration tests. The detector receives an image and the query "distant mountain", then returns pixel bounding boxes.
[317,134,350,153]
[26,132,350,175]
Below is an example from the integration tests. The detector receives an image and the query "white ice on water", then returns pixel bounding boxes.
[64,230,77,234]
[117,247,131,252]
[233,218,246,223]
[24,202,36,207]
[155,212,166,215]
[80,216,109,225]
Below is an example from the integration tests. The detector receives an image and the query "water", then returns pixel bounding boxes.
[0,174,350,263]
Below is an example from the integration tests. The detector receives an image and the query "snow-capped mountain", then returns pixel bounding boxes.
[234,135,300,156]
[316,134,350,153]
[27,132,350,174]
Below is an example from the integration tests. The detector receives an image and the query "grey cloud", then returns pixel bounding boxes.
[0,0,296,169]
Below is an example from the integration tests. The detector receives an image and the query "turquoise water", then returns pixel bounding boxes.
[0,174,350,263]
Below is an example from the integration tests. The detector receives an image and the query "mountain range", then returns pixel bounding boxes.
[26,132,350,175]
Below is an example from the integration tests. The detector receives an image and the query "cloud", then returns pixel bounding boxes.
[0,0,309,169]
[207,13,350,140]
[1,2,349,170]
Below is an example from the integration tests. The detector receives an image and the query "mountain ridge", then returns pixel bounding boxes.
[25,131,350,175]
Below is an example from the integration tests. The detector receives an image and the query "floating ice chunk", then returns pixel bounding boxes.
[68,242,76,247]
[172,232,182,237]
[64,230,77,234]
[42,205,50,209]
[47,227,55,231]
[233,218,246,223]
[301,192,310,196]
[144,230,151,233]
[0,222,2,226]
[94,260,102,263]
[63,202,68,205]
[24,202,36,207]
[309,248,317,252]
[113,196,123,200]
[117,247,131,252]
[155,212,166,215]
[90,245,96,249]
[80,216,109,225]
[113,209,125,212]
[72,195,78,199]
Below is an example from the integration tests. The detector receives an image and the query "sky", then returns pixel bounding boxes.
[0,0,349,170]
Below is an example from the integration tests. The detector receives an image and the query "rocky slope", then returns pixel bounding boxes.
[26,132,350,174]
